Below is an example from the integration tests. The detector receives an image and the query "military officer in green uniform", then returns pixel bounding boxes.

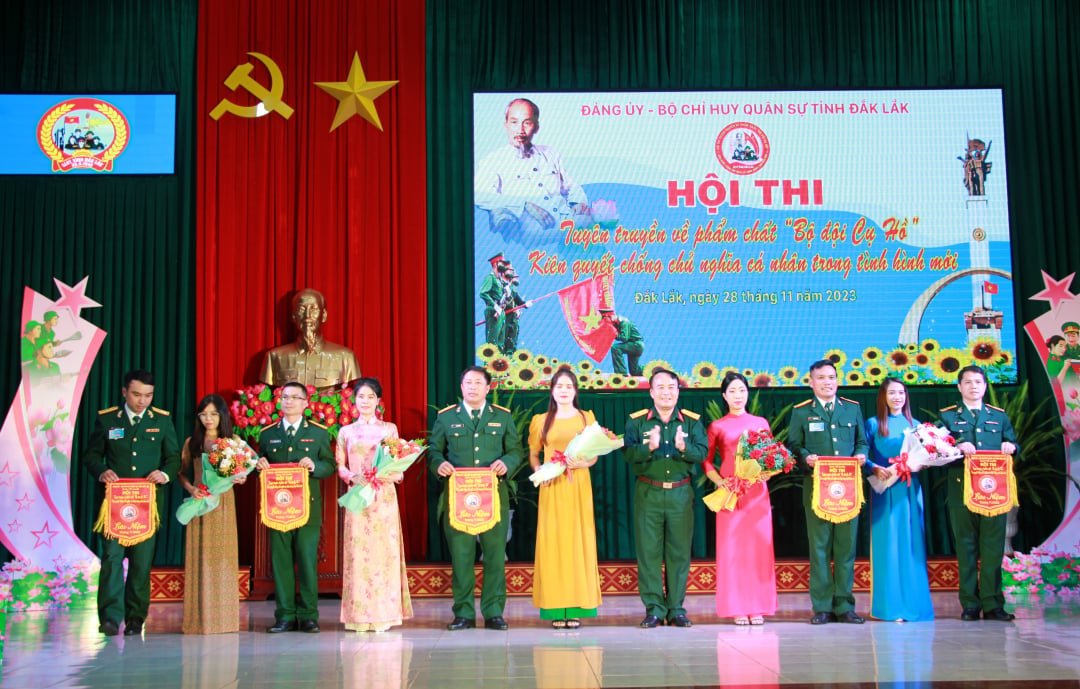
[479,253,508,347]
[429,366,523,631]
[254,381,335,634]
[623,368,708,628]
[787,360,869,625]
[938,364,1018,622]
[500,267,531,354]
[1063,322,1080,359]
[82,369,180,637]
[603,311,644,376]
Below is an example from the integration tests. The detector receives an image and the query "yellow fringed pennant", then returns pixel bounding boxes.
[449,467,501,535]
[260,463,312,531]
[811,457,864,523]
[93,479,159,547]
[963,452,1019,517]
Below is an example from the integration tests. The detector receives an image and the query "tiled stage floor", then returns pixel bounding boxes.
[2,591,1079,688]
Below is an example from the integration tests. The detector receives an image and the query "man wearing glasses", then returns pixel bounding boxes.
[255,381,335,633]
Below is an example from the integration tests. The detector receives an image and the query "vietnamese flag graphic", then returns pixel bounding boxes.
[984,281,999,294]
[558,276,618,362]
[64,116,80,124]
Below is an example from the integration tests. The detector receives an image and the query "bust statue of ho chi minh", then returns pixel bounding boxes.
[260,288,360,390]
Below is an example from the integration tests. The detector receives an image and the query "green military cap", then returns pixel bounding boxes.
[1063,322,1080,334]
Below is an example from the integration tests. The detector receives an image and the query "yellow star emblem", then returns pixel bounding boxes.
[579,307,602,332]
[314,52,398,132]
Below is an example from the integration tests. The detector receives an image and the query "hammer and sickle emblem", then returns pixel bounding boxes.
[209,52,295,121]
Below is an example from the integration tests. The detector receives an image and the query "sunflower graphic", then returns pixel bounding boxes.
[824,348,848,368]
[886,348,911,371]
[902,370,920,384]
[476,344,500,362]
[845,370,865,385]
[510,364,540,387]
[905,343,919,353]
[914,352,932,367]
[512,349,533,365]
[488,357,513,377]
[850,358,864,370]
[609,374,625,388]
[534,354,549,366]
[932,348,969,381]
[578,359,594,373]
[719,366,739,379]
[920,339,941,354]
[998,350,1014,366]
[968,338,1001,364]
[692,361,719,384]
[643,359,675,379]
[778,366,800,385]
[751,371,776,388]
[863,346,884,364]
[800,374,811,386]
[864,364,887,384]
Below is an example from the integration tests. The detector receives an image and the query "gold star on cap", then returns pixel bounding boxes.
[314,52,398,132]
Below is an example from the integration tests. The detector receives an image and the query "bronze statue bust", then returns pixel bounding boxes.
[260,288,360,390]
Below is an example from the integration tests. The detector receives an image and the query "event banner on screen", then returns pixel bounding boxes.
[473,90,1015,390]
[0,94,177,174]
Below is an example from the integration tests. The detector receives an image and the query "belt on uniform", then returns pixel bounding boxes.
[637,476,690,489]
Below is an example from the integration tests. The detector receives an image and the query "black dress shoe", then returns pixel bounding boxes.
[984,608,1015,621]
[810,612,837,625]
[837,611,865,624]
[639,614,662,628]
[960,608,981,621]
[123,618,143,636]
[446,616,476,631]
[266,619,299,633]
[484,616,509,630]
[669,614,693,627]
[99,620,120,636]
[299,619,320,633]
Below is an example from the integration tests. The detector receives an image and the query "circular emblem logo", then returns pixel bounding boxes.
[972,227,987,242]
[715,122,770,175]
[36,97,130,173]
[274,490,293,506]
[120,505,138,522]
[464,493,482,510]
[828,482,847,499]
[979,476,997,493]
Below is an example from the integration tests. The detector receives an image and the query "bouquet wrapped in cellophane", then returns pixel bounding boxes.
[338,437,426,513]
[176,436,257,525]
[703,428,794,512]
[528,422,623,487]
[868,423,963,493]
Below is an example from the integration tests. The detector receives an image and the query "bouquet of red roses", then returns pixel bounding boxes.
[704,428,793,512]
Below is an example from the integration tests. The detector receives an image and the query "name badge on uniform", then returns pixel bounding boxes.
[108,428,124,440]
[300,438,314,443]
[268,438,282,444]
[487,422,502,427]
[146,427,160,433]
[809,422,825,432]
[450,423,465,429]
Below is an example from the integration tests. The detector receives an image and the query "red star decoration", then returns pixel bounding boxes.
[7,519,22,534]
[31,521,59,549]
[1029,271,1076,312]
[16,493,35,511]
[52,554,68,569]
[0,462,18,487]
[53,276,101,318]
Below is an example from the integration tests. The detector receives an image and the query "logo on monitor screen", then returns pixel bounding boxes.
[37,98,130,173]
[715,122,769,175]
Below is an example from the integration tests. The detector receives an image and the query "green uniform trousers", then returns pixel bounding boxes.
[633,480,693,620]
[443,481,510,619]
[269,517,323,622]
[947,468,1007,611]
[98,532,157,624]
[802,477,858,615]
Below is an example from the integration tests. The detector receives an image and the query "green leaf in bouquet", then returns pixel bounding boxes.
[258,388,272,402]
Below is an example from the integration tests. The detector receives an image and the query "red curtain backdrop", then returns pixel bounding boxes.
[195,0,427,559]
